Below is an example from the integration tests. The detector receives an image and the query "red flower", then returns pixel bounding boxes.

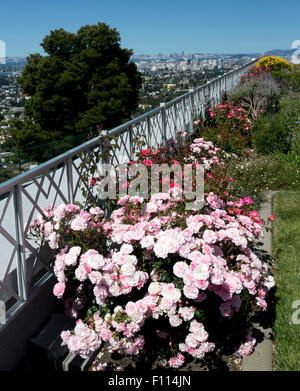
[142,159,153,166]
[243,197,252,205]
[170,182,181,189]
[90,177,97,187]
[141,148,151,156]
[207,173,215,179]
[249,210,259,219]
[268,215,276,221]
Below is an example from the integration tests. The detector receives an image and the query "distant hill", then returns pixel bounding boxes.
[264,49,295,56]
[225,53,260,57]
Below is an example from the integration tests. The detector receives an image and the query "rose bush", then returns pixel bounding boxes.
[195,102,252,154]
[30,137,275,369]
[87,132,238,210]
[129,132,238,204]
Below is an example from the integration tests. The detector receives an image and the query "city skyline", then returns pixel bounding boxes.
[0,0,299,57]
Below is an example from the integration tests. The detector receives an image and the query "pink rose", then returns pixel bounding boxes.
[203,229,218,244]
[183,284,199,299]
[189,320,204,333]
[125,301,137,317]
[160,297,174,310]
[53,282,65,298]
[173,261,188,278]
[71,216,88,231]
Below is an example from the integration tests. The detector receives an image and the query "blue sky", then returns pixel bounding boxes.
[0,0,299,56]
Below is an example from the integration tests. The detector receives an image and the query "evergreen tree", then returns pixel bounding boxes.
[15,22,142,145]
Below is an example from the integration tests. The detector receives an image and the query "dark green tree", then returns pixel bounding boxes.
[0,168,14,184]
[16,22,142,142]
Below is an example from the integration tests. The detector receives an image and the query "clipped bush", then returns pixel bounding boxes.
[290,68,300,91]
[271,66,300,93]
[201,126,248,155]
[228,73,280,120]
[256,56,293,72]
[271,69,294,92]
[252,112,293,154]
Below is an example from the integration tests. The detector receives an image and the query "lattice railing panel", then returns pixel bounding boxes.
[147,111,164,148]
[20,162,70,291]
[0,188,21,310]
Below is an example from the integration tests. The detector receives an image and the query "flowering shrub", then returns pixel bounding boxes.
[197,102,252,153]
[135,131,225,170]
[30,179,274,369]
[256,56,293,72]
[239,65,270,83]
[133,133,238,202]
[85,133,235,206]
[229,69,280,120]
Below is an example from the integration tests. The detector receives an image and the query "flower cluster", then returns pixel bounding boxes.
[194,102,252,154]
[186,137,225,170]
[31,203,105,251]
[256,56,293,72]
[208,102,251,134]
[239,65,271,84]
[179,320,215,359]
[134,135,233,201]
[236,330,257,357]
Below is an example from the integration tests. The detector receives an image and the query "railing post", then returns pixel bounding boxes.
[200,88,205,119]
[160,103,167,143]
[205,81,211,113]
[217,76,222,104]
[174,102,178,133]
[147,116,151,147]
[129,125,133,161]
[66,157,74,204]
[224,74,228,95]
[189,89,194,132]
[13,184,27,301]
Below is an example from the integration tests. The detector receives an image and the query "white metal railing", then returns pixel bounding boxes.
[0,58,258,325]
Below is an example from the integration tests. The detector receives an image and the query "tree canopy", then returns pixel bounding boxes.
[16,22,142,142]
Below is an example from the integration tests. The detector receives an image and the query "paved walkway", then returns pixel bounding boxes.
[242,191,277,371]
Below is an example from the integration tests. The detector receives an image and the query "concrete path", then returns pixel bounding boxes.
[242,191,277,371]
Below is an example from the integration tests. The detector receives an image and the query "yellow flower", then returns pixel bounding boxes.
[256,56,293,71]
